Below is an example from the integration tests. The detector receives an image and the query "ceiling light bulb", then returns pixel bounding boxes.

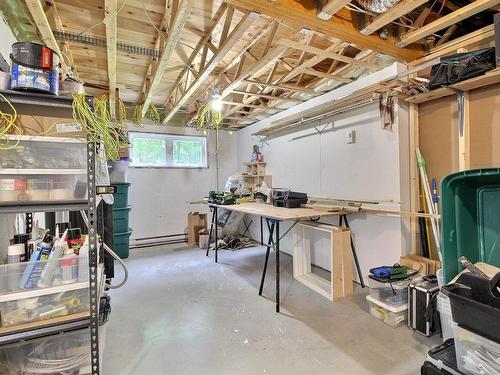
[211,96,222,111]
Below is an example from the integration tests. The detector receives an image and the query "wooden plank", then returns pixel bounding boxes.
[409,101,419,254]
[141,0,193,115]
[232,89,303,102]
[104,0,117,116]
[332,226,352,299]
[221,101,262,108]
[277,39,375,68]
[219,6,235,46]
[361,0,428,35]
[0,311,90,335]
[319,0,351,19]
[24,0,68,73]
[224,0,422,61]
[243,79,316,94]
[434,25,458,48]
[397,0,500,48]
[163,11,260,123]
[302,68,352,82]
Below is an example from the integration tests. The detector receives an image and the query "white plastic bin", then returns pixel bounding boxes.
[0,328,91,374]
[453,323,500,375]
[366,294,408,327]
[437,292,454,341]
[368,275,420,305]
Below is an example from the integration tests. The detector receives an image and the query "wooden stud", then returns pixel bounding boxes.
[219,6,235,47]
[141,0,193,116]
[458,91,471,171]
[104,0,117,117]
[360,0,428,35]
[302,68,352,82]
[232,89,303,102]
[242,79,316,94]
[163,11,260,123]
[397,0,500,47]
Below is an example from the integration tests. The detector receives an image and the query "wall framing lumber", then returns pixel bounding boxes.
[104,0,117,117]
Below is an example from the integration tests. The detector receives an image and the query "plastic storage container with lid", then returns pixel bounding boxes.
[366,293,407,327]
[423,339,464,375]
[453,323,500,375]
[437,292,454,342]
[368,274,420,305]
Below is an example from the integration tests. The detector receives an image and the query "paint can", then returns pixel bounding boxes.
[7,244,26,263]
[10,42,60,95]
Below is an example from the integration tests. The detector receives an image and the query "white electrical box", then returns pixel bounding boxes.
[346,130,356,144]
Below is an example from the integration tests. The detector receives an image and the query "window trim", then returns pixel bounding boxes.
[128,131,209,169]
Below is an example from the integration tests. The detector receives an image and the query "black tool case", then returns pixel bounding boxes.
[408,279,440,336]
[272,189,308,208]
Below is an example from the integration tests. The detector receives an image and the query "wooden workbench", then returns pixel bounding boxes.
[206,202,356,313]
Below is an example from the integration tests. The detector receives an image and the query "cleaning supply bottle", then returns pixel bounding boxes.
[19,233,54,289]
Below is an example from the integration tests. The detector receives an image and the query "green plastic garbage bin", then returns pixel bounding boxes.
[112,206,131,233]
[440,168,500,283]
[113,227,133,259]
[112,182,130,208]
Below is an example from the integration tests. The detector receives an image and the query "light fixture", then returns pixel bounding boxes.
[210,88,222,111]
[228,130,234,135]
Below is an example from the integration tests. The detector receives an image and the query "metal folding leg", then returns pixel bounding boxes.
[214,206,219,263]
[206,206,216,257]
[339,214,366,288]
[275,220,280,313]
[259,221,275,296]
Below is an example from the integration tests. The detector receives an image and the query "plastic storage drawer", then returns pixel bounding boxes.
[0,135,87,205]
[437,293,454,342]
[366,294,407,327]
[453,323,500,375]
[0,255,90,330]
[0,328,91,374]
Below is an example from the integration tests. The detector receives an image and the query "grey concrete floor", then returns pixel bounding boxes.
[103,244,440,375]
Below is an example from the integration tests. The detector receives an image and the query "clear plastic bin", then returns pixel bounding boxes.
[437,292,454,342]
[0,174,87,203]
[0,328,91,374]
[0,135,86,170]
[453,323,500,375]
[0,255,90,329]
[368,275,420,305]
[366,294,407,327]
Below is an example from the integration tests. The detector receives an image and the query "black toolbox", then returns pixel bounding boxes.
[421,339,464,375]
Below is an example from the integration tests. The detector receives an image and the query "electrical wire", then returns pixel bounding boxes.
[0,93,21,150]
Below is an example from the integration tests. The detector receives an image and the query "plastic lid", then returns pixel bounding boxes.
[13,234,29,244]
[8,243,25,255]
[67,228,82,240]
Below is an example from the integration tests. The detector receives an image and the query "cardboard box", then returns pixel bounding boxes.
[187,212,207,246]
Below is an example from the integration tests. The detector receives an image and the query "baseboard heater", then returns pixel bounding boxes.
[130,233,187,249]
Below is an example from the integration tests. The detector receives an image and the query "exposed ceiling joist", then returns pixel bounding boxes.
[277,39,376,68]
[162,3,229,109]
[221,101,263,108]
[397,0,500,47]
[104,0,117,117]
[163,11,261,124]
[317,0,351,20]
[141,0,193,115]
[24,0,68,72]
[360,0,428,35]
[223,0,422,61]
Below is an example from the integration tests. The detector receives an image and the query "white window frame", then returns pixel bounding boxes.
[129,132,208,169]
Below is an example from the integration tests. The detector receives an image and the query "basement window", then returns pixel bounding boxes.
[129,132,208,168]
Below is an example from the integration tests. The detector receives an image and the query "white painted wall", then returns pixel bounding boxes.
[235,63,411,282]
[127,125,238,241]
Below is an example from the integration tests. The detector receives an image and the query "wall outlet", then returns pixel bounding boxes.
[346,130,356,144]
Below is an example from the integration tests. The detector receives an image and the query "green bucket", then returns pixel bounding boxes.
[113,227,133,259]
[112,182,131,208]
[112,206,131,233]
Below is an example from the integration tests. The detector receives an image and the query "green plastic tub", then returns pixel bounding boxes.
[113,227,132,259]
[112,182,130,208]
[112,206,131,233]
[440,168,500,283]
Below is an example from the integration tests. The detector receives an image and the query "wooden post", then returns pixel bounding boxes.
[409,102,420,254]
